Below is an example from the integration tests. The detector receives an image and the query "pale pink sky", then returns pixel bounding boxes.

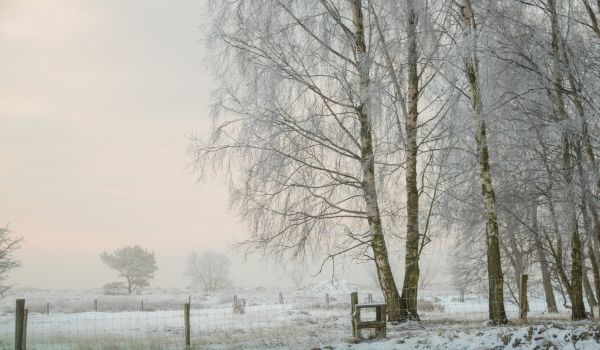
[0,0,299,289]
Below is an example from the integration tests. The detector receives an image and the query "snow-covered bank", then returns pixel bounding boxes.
[334,322,600,350]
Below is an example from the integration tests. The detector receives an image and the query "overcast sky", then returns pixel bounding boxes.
[0,0,293,290]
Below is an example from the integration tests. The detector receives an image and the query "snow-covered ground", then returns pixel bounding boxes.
[335,322,600,350]
[0,282,594,349]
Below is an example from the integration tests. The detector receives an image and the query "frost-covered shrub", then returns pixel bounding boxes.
[103,282,128,295]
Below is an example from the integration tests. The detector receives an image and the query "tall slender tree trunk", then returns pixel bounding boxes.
[568,86,600,303]
[459,0,507,325]
[571,230,587,319]
[506,219,526,299]
[351,0,402,321]
[560,104,587,321]
[583,272,598,311]
[533,205,558,312]
[578,154,600,309]
[548,0,587,320]
[540,163,573,303]
[589,245,600,304]
[400,0,420,321]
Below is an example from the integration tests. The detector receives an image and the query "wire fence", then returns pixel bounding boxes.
[0,284,579,349]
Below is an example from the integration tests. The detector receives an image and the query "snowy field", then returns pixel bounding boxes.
[0,281,594,349]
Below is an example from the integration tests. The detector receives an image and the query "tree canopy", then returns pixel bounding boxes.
[100,245,158,295]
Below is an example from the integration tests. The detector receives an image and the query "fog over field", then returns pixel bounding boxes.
[0,0,354,290]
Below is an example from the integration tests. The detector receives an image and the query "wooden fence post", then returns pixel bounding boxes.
[94,299,98,312]
[22,309,28,350]
[184,303,191,348]
[15,299,25,350]
[519,274,529,322]
[326,294,330,308]
[46,302,50,315]
[377,305,386,337]
[141,300,144,311]
[350,292,358,338]
[279,292,283,305]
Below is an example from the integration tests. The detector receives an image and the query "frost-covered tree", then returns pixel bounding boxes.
[445,0,509,324]
[193,0,600,324]
[442,0,600,320]
[194,0,455,322]
[185,251,232,293]
[100,245,157,295]
[0,225,21,297]
[194,0,407,319]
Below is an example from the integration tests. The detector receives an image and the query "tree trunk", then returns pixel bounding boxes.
[352,0,402,321]
[589,245,600,305]
[545,193,581,314]
[504,218,525,300]
[533,205,558,312]
[400,0,420,321]
[550,234,585,318]
[579,168,600,312]
[460,0,507,325]
[583,272,598,311]
[563,134,587,321]
[548,0,587,320]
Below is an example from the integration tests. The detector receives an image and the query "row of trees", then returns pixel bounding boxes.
[101,246,232,295]
[192,0,600,323]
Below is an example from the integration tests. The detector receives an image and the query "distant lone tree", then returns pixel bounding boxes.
[185,251,232,293]
[0,225,21,297]
[100,245,157,295]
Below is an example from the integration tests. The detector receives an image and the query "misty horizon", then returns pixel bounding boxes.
[0,0,311,291]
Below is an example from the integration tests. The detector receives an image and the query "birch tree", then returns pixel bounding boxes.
[194,0,405,319]
[398,0,421,320]
[367,0,454,321]
[544,0,587,319]
[457,0,507,324]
